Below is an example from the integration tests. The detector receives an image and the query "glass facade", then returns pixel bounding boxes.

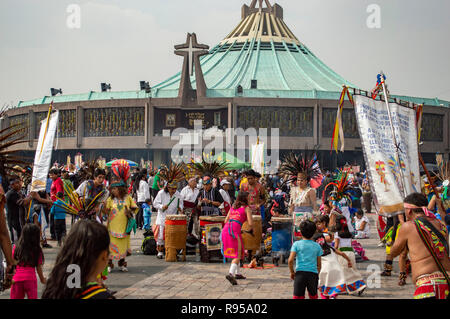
[322,108,359,138]
[238,106,313,137]
[84,107,145,137]
[421,113,444,142]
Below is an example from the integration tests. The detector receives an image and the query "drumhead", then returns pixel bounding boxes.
[166,215,187,220]
[272,217,292,223]
[199,216,226,222]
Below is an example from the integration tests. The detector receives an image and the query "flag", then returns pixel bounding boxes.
[415,104,423,142]
[30,107,59,192]
[331,86,354,153]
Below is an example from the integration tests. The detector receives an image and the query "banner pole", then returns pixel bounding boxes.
[379,72,407,198]
[416,112,447,217]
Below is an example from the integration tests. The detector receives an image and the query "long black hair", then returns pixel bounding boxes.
[41,220,110,299]
[334,214,352,239]
[14,223,43,267]
[233,191,249,209]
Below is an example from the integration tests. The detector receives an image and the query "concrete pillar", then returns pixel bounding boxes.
[28,109,35,148]
[76,106,83,148]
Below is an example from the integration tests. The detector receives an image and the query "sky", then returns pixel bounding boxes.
[1,0,449,108]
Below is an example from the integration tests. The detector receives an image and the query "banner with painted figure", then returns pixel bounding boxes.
[353,95,421,217]
[30,111,59,192]
[251,142,264,175]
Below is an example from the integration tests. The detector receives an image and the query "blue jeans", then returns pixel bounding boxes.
[143,213,152,230]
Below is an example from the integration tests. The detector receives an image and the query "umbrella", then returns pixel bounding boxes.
[213,152,251,170]
[106,159,138,167]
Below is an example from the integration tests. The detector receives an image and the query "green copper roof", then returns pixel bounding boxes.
[152,39,356,97]
[16,91,151,108]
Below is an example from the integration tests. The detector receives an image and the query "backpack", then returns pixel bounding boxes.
[141,236,157,255]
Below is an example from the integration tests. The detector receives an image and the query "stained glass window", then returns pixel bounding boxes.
[84,107,145,137]
[238,106,313,137]
[8,114,29,138]
[58,110,76,138]
[421,113,443,142]
[35,112,48,137]
[322,108,359,138]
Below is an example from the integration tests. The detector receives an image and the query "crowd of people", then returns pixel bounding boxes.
[0,153,448,300]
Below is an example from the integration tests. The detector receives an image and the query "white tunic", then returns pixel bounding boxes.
[153,189,183,226]
[180,185,199,203]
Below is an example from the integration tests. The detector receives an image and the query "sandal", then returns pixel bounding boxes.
[398,272,407,286]
[226,274,238,285]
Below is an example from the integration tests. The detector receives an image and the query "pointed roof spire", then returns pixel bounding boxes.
[250,0,272,10]
[222,2,297,45]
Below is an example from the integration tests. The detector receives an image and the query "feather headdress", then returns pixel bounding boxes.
[78,160,100,181]
[53,181,105,219]
[159,163,185,188]
[279,152,322,186]
[110,159,131,187]
[322,169,353,206]
[187,157,230,178]
[0,122,30,179]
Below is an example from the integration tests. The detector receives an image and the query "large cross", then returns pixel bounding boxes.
[175,33,209,76]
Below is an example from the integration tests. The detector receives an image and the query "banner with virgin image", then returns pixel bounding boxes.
[353,95,421,217]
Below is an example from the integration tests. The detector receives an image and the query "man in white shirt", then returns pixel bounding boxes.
[219,179,232,215]
[180,178,200,238]
[153,183,183,258]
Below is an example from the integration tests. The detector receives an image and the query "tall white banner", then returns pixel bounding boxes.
[251,143,265,175]
[354,95,421,217]
[30,111,59,192]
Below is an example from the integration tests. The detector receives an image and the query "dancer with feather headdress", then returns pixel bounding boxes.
[188,158,228,217]
[102,160,138,272]
[152,163,184,259]
[279,152,321,234]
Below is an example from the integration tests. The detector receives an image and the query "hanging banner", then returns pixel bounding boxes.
[30,111,59,192]
[251,142,265,175]
[354,95,421,217]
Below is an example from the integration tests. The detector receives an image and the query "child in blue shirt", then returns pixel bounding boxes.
[50,192,67,247]
[142,198,152,231]
[288,220,323,299]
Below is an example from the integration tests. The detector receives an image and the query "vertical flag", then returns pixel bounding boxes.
[30,107,59,192]
[331,86,354,153]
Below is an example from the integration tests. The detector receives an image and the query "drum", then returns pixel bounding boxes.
[199,215,226,263]
[165,215,187,262]
[271,217,293,253]
[242,215,262,251]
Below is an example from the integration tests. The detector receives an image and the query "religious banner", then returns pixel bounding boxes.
[354,95,421,216]
[251,142,265,175]
[30,110,59,192]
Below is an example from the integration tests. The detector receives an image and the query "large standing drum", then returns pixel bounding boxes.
[242,215,262,252]
[271,217,293,264]
[165,215,187,262]
[199,215,226,263]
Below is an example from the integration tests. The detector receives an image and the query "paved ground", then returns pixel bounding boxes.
[0,212,415,299]
[115,212,416,299]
